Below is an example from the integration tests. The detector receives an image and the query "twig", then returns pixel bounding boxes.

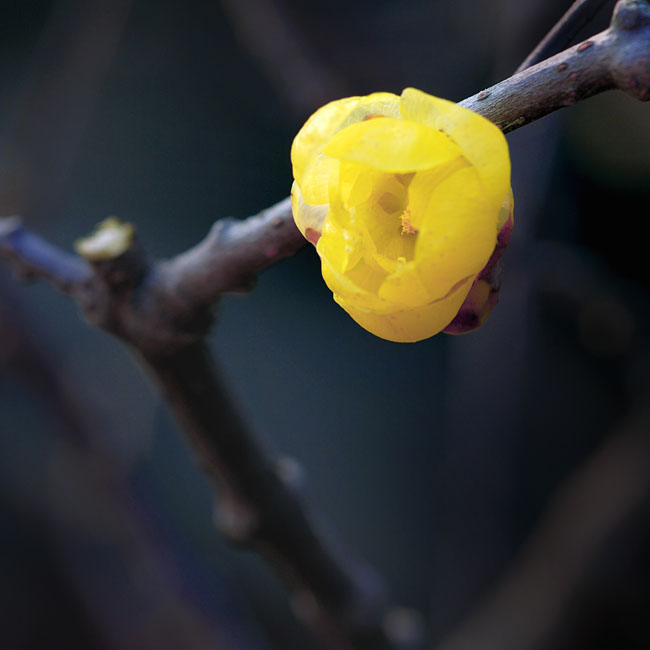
[0,279,259,650]
[2,1,650,647]
[0,217,91,292]
[516,0,613,73]
[433,398,650,650]
[162,197,302,310]
[219,0,346,113]
[141,342,395,649]
[461,0,650,132]
[0,216,404,650]
[174,0,650,312]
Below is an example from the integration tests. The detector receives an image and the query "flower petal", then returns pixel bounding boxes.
[291,93,400,187]
[400,87,510,210]
[414,166,498,298]
[300,153,339,205]
[319,248,388,312]
[290,181,328,242]
[323,117,462,173]
[335,275,474,342]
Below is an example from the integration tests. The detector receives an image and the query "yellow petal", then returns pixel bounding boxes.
[337,92,401,128]
[338,163,380,207]
[291,96,359,188]
[400,87,510,210]
[317,215,364,275]
[498,188,514,230]
[402,159,469,231]
[335,275,474,342]
[319,247,388,312]
[414,166,497,298]
[291,93,400,187]
[290,181,328,243]
[300,153,339,205]
[378,263,436,307]
[323,117,462,173]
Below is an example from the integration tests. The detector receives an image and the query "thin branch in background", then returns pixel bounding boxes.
[461,0,650,132]
[0,278,263,650]
[431,243,650,649]
[141,342,401,650]
[1,218,410,650]
[516,0,613,73]
[0,217,90,292]
[219,0,347,114]
[433,398,650,650]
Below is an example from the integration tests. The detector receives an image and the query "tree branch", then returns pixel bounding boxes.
[0,217,91,294]
[2,1,649,647]
[1,216,407,650]
[141,341,397,650]
[516,0,613,73]
[0,279,252,650]
[162,197,302,310]
[461,0,650,131]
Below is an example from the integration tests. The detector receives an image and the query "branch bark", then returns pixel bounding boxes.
[461,0,650,131]
[516,0,613,73]
[1,215,406,650]
[0,217,91,293]
[2,1,650,647]
[141,342,394,649]
[0,279,251,650]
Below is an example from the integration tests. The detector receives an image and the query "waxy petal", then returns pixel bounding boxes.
[324,117,462,173]
[400,87,510,211]
[290,88,513,342]
[336,275,474,342]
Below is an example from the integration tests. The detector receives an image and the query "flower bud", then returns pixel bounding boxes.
[291,88,513,342]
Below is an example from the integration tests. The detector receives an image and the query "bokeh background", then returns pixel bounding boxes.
[1,1,650,648]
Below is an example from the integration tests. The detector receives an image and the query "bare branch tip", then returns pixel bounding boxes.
[74,217,136,261]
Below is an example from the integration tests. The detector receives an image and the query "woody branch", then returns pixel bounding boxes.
[1,0,650,648]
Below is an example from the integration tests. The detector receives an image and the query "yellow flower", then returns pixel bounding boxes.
[291,87,513,343]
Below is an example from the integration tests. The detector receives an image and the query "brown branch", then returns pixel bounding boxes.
[162,197,302,310]
[1,214,406,650]
[2,0,649,312]
[172,0,650,310]
[0,217,91,293]
[1,1,650,647]
[461,0,650,131]
[516,0,613,73]
[141,342,396,650]
[0,280,251,649]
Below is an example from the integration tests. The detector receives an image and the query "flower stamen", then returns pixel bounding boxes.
[400,208,418,235]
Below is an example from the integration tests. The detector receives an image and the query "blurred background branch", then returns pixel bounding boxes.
[219,0,348,114]
[0,277,268,649]
[460,0,650,130]
[517,0,613,72]
[435,375,650,650]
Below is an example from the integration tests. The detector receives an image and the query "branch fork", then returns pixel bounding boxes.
[2,2,650,648]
